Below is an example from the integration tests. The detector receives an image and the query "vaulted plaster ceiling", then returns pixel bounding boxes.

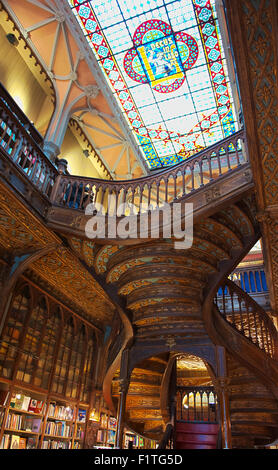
[2,0,149,180]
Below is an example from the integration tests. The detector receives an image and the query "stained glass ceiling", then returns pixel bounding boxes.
[69,0,239,170]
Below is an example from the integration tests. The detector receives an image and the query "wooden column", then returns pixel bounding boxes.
[115,378,129,449]
[115,349,130,449]
[215,346,232,449]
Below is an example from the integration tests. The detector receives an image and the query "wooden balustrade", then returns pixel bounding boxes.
[176,386,218,423]
[215,280,278,359]
[230,268,268,294]
[0,82,248,216]
[50,129,247,215]
[0,98,58,199]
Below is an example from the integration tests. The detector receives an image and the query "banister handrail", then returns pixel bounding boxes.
[0,98,58,175]
[0,97,59,200]
[215,279,278,359]
[51,129,248,215]
[57,128,245,186]
[0,82,249,218]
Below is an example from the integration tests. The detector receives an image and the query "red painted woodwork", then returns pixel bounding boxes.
[175,422,220,449]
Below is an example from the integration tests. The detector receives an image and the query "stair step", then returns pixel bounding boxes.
[176,443,216,450]
[176,433,218,445]
[176,422,219,435]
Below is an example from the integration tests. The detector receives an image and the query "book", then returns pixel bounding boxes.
[26,437,36,449]
[32,418,41,433]
[22,396,31,411]
[23,416,33,432]
[10,434,20,449]
[28,399,37,413]
[19,437,26,449]
[65,406,74,421]
[14,394,24,410]
[35,400,44,414]
[78,409,86,423]
[108,417,117,430]
[9,392,16,409]
[1,434,10,449]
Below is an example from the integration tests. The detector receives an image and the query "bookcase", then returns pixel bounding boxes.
[0,383,89,449]
[0,278,96,449]
[123,429,157,449]
[94,408,117,448]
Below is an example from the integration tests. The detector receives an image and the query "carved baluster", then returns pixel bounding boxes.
[259,318,266,353]
[71,180,79,208]
[200,391,204,421]
[147,184,151,209]
[230,290,236,328]
[216,150,222,176]
[193,391,197,421]
[235,138,241,166]
[226,145,232,171]
[245,301,252,340]
[174,174,177,200]
[191,166,195,191]
[78,182,86,209]
[208,155,213,181]
[253,310,259,347]
[139,185,143,214]
[199,159,204,187]
[100,185,106,214]
[165,178,169,203]
[156,181,160,207]
[222,285,226,319]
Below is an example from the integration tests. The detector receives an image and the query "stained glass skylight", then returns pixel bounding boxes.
[69,0,239,169]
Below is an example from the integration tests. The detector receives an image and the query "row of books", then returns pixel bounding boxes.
[100,413,117,430]
[124,433,144,448]
[5,413,41,433]
[97,429,116,445]
[75,426,85,440]
[10,393,45,414]
[41,439,73,449]
[96,428,107,442]
[47,403,74,421]
[45,420,73,437]
[0,434,36,449]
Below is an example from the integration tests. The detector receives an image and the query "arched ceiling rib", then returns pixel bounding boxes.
[2,0,148,180]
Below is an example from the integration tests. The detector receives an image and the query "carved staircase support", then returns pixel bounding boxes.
[214,346,232,449]
[115,349,130,449]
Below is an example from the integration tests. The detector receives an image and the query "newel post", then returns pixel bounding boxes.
[49,158,68,203]
[115,349,130,449]
[215,346,232,449]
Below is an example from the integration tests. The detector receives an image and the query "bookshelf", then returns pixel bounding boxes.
[123,429,157,449]
[94,408,117,448]
[0,386,45,449]
[0,383,89,449]
[0,279,97,449]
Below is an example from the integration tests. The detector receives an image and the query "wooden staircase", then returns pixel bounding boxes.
[175,422,220,449]
[112,354,168,440]
[227,350,278,448]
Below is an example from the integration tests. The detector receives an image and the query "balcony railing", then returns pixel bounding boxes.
[51,129,247,215]
[215,279,278,359]
[0,91,58,199]
[176,386,218,423]
[0,83,248,216]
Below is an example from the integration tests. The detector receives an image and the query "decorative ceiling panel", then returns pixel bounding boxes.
[69,0,239,169]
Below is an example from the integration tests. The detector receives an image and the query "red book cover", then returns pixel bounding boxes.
[27,399,37,413]
[35,400,44,414]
